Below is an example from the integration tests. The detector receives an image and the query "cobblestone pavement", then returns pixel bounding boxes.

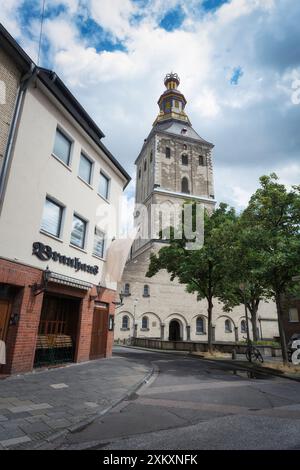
[0,347,151,450]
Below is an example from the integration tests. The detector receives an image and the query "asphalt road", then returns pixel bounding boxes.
[59,346,300,450]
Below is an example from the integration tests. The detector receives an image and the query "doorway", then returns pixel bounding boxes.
[0,300,11,342]
[169,319,182,341]
[34,294,80,367]
[90,303,109,359]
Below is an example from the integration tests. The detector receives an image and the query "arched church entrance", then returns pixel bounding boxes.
[169,320,181,341]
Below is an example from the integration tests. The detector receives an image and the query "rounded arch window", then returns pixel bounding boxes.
[241,320,247,333]
[143,284,150,297]
[196,316,205,334]
[142,316,149,330]
[124,283,130,296]
[122,315,129,329]
[181,177,189,194]
[225,319,232,333]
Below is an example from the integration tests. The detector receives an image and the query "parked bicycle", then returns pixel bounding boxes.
[243,337,264,363]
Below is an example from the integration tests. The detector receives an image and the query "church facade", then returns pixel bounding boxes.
[115,73,279,344]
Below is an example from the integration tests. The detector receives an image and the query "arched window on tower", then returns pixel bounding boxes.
[143,285,150,297]
[181,154,188,165]
[181,177,189,194]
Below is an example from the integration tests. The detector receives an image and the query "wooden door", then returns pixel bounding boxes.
[90,305,108,359]
[0,300,11,342]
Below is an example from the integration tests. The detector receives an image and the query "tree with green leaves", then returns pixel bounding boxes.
[146,202,237,353]
[242,173,300,362]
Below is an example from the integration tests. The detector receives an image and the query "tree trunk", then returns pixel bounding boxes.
[249,307,259,342]
[275,292,288,363]
[207,298,214,353]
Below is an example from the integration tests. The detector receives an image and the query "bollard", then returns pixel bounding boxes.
[232,348,237,360]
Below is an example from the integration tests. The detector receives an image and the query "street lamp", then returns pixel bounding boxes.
[239,282,251,362]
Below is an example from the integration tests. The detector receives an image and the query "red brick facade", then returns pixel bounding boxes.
[0,258,116,375]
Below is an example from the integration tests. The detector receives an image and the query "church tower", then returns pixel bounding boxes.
[115,74,279,345]
[133,73,215,256]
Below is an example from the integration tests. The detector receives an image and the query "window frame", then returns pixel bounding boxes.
[98,170,111,201]
[122,315,129,330]
[225,319,232,333]
[70,213,88,250]
[196,316,205,335]
[181,154,188,166]
[141,316,149,330]
[78,152,93,185]
[93,226,105,259]
[165,147,171,159]
[52,127,72,167]
[40,196,64,239]
[143,284,150,297]
[289,307,299,323]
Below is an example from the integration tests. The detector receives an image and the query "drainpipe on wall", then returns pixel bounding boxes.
[0,63,36,214]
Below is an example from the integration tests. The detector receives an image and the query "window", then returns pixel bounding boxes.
[93,227,105,258]
[199,155,205,166]
[122,315,129,329]
[150,151,153,163]
[144,160,147,171]
[174,100,179,108]
[181,154,188,165]
[78,153,92,184]
[289,308,299,322]
[124,283,130,296]
[142,316,149,329]
[138,168,141,179]
[225,319,232,333]
[181,177,189,194]
[196,317,205,334]
[41,197,63,238]
[98,172,110,200]
[241,320,247,333]
[165,147,171,159]
[53,128,71,165]
[70,214,86,249]
[143,285,150,297]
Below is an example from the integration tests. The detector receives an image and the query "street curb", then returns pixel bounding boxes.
[120,344,190,357]
[32,363,155,450]
[193,356,300,383]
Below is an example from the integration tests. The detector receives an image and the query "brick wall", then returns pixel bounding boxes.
[0,258,117,374]
[0,48,21,172]
[282,295,300,341]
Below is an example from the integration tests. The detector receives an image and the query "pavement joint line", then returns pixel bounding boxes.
[31,364,155,450]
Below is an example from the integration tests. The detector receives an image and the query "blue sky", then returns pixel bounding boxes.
[1,0,300,208]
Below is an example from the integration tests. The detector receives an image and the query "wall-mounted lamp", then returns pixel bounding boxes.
[31,266,51,296]
[89,282,102,302]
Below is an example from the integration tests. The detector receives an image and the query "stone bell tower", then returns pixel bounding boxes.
[132,72,216,257]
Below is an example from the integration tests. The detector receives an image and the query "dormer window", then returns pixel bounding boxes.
[181,128,187,135]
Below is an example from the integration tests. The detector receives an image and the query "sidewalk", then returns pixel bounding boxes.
[0,348,151,450]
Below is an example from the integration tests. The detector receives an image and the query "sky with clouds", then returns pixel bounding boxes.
[1,0,300,209]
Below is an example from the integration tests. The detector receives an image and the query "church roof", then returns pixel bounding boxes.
[153,120,214,147]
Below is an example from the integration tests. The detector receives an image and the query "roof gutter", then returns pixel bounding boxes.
[0,63,36,213]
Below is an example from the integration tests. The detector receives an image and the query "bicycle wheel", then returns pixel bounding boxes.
[254,348,264,363]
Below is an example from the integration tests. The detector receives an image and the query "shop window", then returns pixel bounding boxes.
[78,153,93,184]
[53,128,71,166]
[70,214,87,249]
[93,227,105,258]
[98,171,110,200]
[41,197,63,238]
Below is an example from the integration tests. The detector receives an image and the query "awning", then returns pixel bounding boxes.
[48,271,93,291]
